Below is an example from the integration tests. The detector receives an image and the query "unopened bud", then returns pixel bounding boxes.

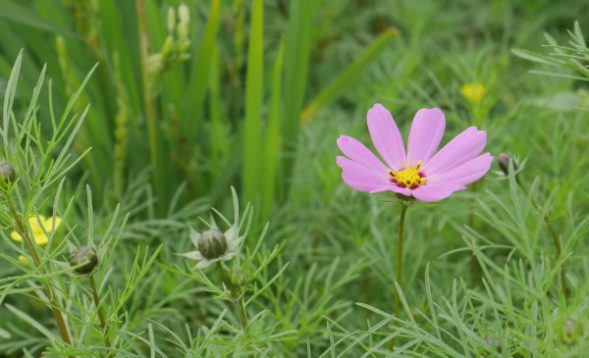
[198,229,227,259]
[166,7,176,34]
[497,153,516,176]
[177,4,190,40]
[178,4,189,25]
[69,245,98,274]
[0,162,16,183]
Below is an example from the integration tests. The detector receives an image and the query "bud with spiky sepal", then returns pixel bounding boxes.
[179,188,249,269]
[198,229,228,260]
[0,162,16,183]
[69,245,98,274]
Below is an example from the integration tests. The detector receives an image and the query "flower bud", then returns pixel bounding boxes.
[198,229,227,260]
[68,245,98,274]
[178,4,189,26]
[177,4,190,41]
[460,82,485,105]
[0,162,17,183]
[497,153,516,176]
[166,7,176,34]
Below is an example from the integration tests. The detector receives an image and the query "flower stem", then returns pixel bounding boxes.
[3,192,73,356]
[393,203,409,318]
[88,274,112,352]
[217,263,248,328]
[516,178,569,298]
[467,180,482,284]
[389,202,409,350]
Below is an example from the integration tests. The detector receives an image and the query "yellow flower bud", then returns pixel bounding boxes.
[460,82,485,105]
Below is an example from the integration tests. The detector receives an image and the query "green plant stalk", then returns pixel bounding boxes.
[218,263,248,328]
[261,42,284,217]
[515,178,569,298]
[183,0,220,135]
[135,0,164,213]
[4,193,73,355]
[390,202,409,350]
[88,274,111,351]
[467,180,482,284]
[242,0,264,202]
[394,203,408,318]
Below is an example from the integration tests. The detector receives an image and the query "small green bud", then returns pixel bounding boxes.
[0,162,16,183]
[178,4,189,25]
[166,7,176,34]
[561,318,583,344]
[177,4,190,41]
[198,229,227,260]
[69,245,98,274]
[497,153,516,176]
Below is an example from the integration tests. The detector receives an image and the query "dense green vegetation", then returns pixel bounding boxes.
[1,0,589,356]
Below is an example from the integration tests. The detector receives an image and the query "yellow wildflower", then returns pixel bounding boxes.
[460,82,485,105]
[10,215,62,247]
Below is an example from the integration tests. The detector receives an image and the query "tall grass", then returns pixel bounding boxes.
[0,0,393,217]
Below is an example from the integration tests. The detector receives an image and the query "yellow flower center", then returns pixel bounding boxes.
[388,161,426,189]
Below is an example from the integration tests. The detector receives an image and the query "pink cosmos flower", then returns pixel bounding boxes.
[336,104,492,202]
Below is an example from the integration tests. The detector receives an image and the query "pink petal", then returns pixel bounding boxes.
[370,184,412,196]
[412,183,465,202]
[426,153,493,187]
[337,135,388,172]
[407,108,445,166]
[336,156,389,192]
[367,104,406,170]
[424,127,487,176]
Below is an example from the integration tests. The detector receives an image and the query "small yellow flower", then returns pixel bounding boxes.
[10,215,62,247]
[460,82,485,105]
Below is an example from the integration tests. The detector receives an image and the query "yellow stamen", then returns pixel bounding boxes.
[388,161,426,189]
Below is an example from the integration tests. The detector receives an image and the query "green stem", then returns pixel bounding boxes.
[88,274,111,352]
[135,0,164,215]
[4,192,73,356]
[393,203,408,317]
[390,202,409,350]
[217,264,248,328]
[467,181,482,284]
[515,178,569,298]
